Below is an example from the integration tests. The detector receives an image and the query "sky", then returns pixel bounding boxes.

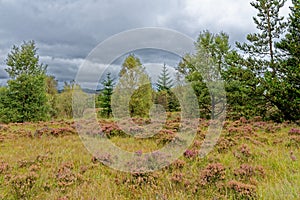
[0,0,292,88]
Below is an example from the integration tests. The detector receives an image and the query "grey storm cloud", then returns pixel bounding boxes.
[0,0,292,84]
[0,67,8,79]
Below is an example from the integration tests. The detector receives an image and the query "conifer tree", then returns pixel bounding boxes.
[156,63,173,92]
[155,63,180,112]
[236,0,289,120]
[236,0,287,76]
[270,0,300,121]
[98,73,114,118]
[0,41,49,123]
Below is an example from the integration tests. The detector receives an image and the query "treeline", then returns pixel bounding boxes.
[0,0,299,123]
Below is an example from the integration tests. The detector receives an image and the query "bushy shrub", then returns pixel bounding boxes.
[199,163,226,186]
[227,180,257,199]
[10,172,38,199]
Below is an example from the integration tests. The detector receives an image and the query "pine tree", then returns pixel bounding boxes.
[236,0,287,76]
[270,0,300,121]
[98,73,114,118]
[236,0,289,120]
[276,0,300,66]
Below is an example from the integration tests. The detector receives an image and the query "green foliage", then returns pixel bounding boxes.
[5,74,49,123]
[156,63,173,92]
[155,90,180,113]
[272,0,300,121]
[178,31,227,119]
[5,41,47,79]
[46,76,58,118]
[236,0,299,121]
[0,41,50,123]
[223,51,267,119]
[55,82,91,118]
[276,0,300,61]
[55,83,73,118]
[97,73,114,118]
[155,64,180,112]
[236,0,287,74]
[114,54,153,118]
[0,87,9,122]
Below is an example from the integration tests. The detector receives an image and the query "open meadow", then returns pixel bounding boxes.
[0,116,299,199]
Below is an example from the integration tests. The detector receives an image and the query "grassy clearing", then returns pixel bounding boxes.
[0,118,299,199]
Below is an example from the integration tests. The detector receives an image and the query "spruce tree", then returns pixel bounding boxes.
[155,63,180,112]
[1,41,50,122]
[156,63,173,92]
[98,73,114,118]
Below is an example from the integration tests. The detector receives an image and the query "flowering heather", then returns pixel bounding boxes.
[288,128,300,135]
[29,164,40,172]
[239,117,248,124]
[120,172,159,190]
[252,121,267,129]
[242,125,254,135]
[34,127,76,137]
[156,129,176,144]
[199,163,226,186]
[234,144,252,161]
[0,118,299,199]
[171,173,184,183]
[164,121,181,130]
[252,116,263,122]
[234,164,265,180]
[99,122,124,138]
[0,161,9,174]
[55,162,82,191]
[93,153,113,165]
[265,124,281,133]
[217,138,237,153]
[135,150,143,156]
[227,126,239,134]
[184,149,198,159]
[10,172,38,199]
[227,180,257,199]
[0,124,9,131]
[171,159,186,169]
[18,160,35,168]
[193,139,202,148]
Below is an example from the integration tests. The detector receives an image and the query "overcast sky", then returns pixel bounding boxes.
[0,0,292,87]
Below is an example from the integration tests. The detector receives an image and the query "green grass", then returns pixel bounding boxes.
[0,119,299,199]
